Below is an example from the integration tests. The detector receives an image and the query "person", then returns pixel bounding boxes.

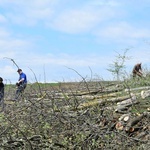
[0,77,4,103]
[14,68,27,100]
[132,63,143,78]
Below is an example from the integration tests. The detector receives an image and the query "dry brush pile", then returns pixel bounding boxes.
[0,80,150,150]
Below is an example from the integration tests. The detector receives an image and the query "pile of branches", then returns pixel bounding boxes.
[0,81,149,149]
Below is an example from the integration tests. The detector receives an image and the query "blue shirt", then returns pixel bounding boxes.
[19,72,27,84]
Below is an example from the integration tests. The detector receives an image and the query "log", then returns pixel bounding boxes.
[115,106,129,113]
[81,95,95,100]
[68,89,102,96]
[76,94,138,110]
[125,86,150,92]
[117,100,138,107]
[125,113,146,132]
[69,87,124,96]
[141,90,150,99]
[77,99,102,109]
[102,87,124,93]
[77,96,129,110]
[82,92,125,100]
[119,114,130,122]
[117,93,137,106]
[107,95,133,103]
[115,121,124,130]
[124,116,130,122]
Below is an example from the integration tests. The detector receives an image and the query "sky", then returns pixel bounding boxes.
[0,0,150,84]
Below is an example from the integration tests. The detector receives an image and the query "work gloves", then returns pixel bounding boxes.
[16,82,20,86]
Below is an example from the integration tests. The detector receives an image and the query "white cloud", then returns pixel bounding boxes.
[94,22,150,44]
[20,53,103,68]
[0,0,119,33]
[50,2,117,34]
[51,10,99,33]
[1,0,58,26]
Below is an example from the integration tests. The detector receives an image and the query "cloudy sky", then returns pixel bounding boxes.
[0,0,150,83]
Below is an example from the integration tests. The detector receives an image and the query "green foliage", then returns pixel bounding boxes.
[107,48,131,80]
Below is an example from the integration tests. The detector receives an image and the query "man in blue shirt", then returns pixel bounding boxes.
[14,68,27,100]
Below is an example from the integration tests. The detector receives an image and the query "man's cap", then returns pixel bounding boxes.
[17,69,22,72]
[0,77,3,81]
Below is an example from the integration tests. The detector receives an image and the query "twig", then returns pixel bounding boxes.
[66,67,91,93]
[3,57,19,69]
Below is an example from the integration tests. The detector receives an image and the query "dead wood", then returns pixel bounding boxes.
[115,106,129,113]
[81,92,117,100]
[115,121,124,130]
[117,93,136,106]
[68,87,124,96]
[141,90,150,99]
[107,95,133,103]
[71,93,138,111]
[119,114,130,122]
[115,99,139,113]
[1,81,150,149]
[135,132,148,139]
[125,113,148,132]
[125,86,150,92]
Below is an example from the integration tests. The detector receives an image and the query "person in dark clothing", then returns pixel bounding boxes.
[14,69,27,100]
[0,77,4,102]
[132,63,143,77]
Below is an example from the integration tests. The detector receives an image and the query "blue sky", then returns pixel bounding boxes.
[0,0,150,83]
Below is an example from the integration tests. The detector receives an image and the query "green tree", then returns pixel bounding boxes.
[107,49,131,80]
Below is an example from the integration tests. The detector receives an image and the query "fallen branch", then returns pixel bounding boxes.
[125,86,150,92]
[125,113,148,132]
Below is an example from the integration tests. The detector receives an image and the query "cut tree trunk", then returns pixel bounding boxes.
[141,90,150,99]
[125,86,150,92]
[125,113,149,132]
[117,94,137,106]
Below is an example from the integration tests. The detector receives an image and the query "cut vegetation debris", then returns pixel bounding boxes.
[0,80,149,149]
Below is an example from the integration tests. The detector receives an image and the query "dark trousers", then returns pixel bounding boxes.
[0,93,4,112]
[15,83,27,99]
[0,92,4,103]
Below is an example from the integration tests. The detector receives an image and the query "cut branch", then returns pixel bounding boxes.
[3,57,19,69]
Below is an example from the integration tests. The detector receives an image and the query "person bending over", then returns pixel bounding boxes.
[132,63,143,78]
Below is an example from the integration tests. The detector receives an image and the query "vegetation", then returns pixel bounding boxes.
[0,75,149,150]
[107,48,131,80]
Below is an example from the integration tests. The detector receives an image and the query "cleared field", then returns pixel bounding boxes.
[0,80,149,149]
